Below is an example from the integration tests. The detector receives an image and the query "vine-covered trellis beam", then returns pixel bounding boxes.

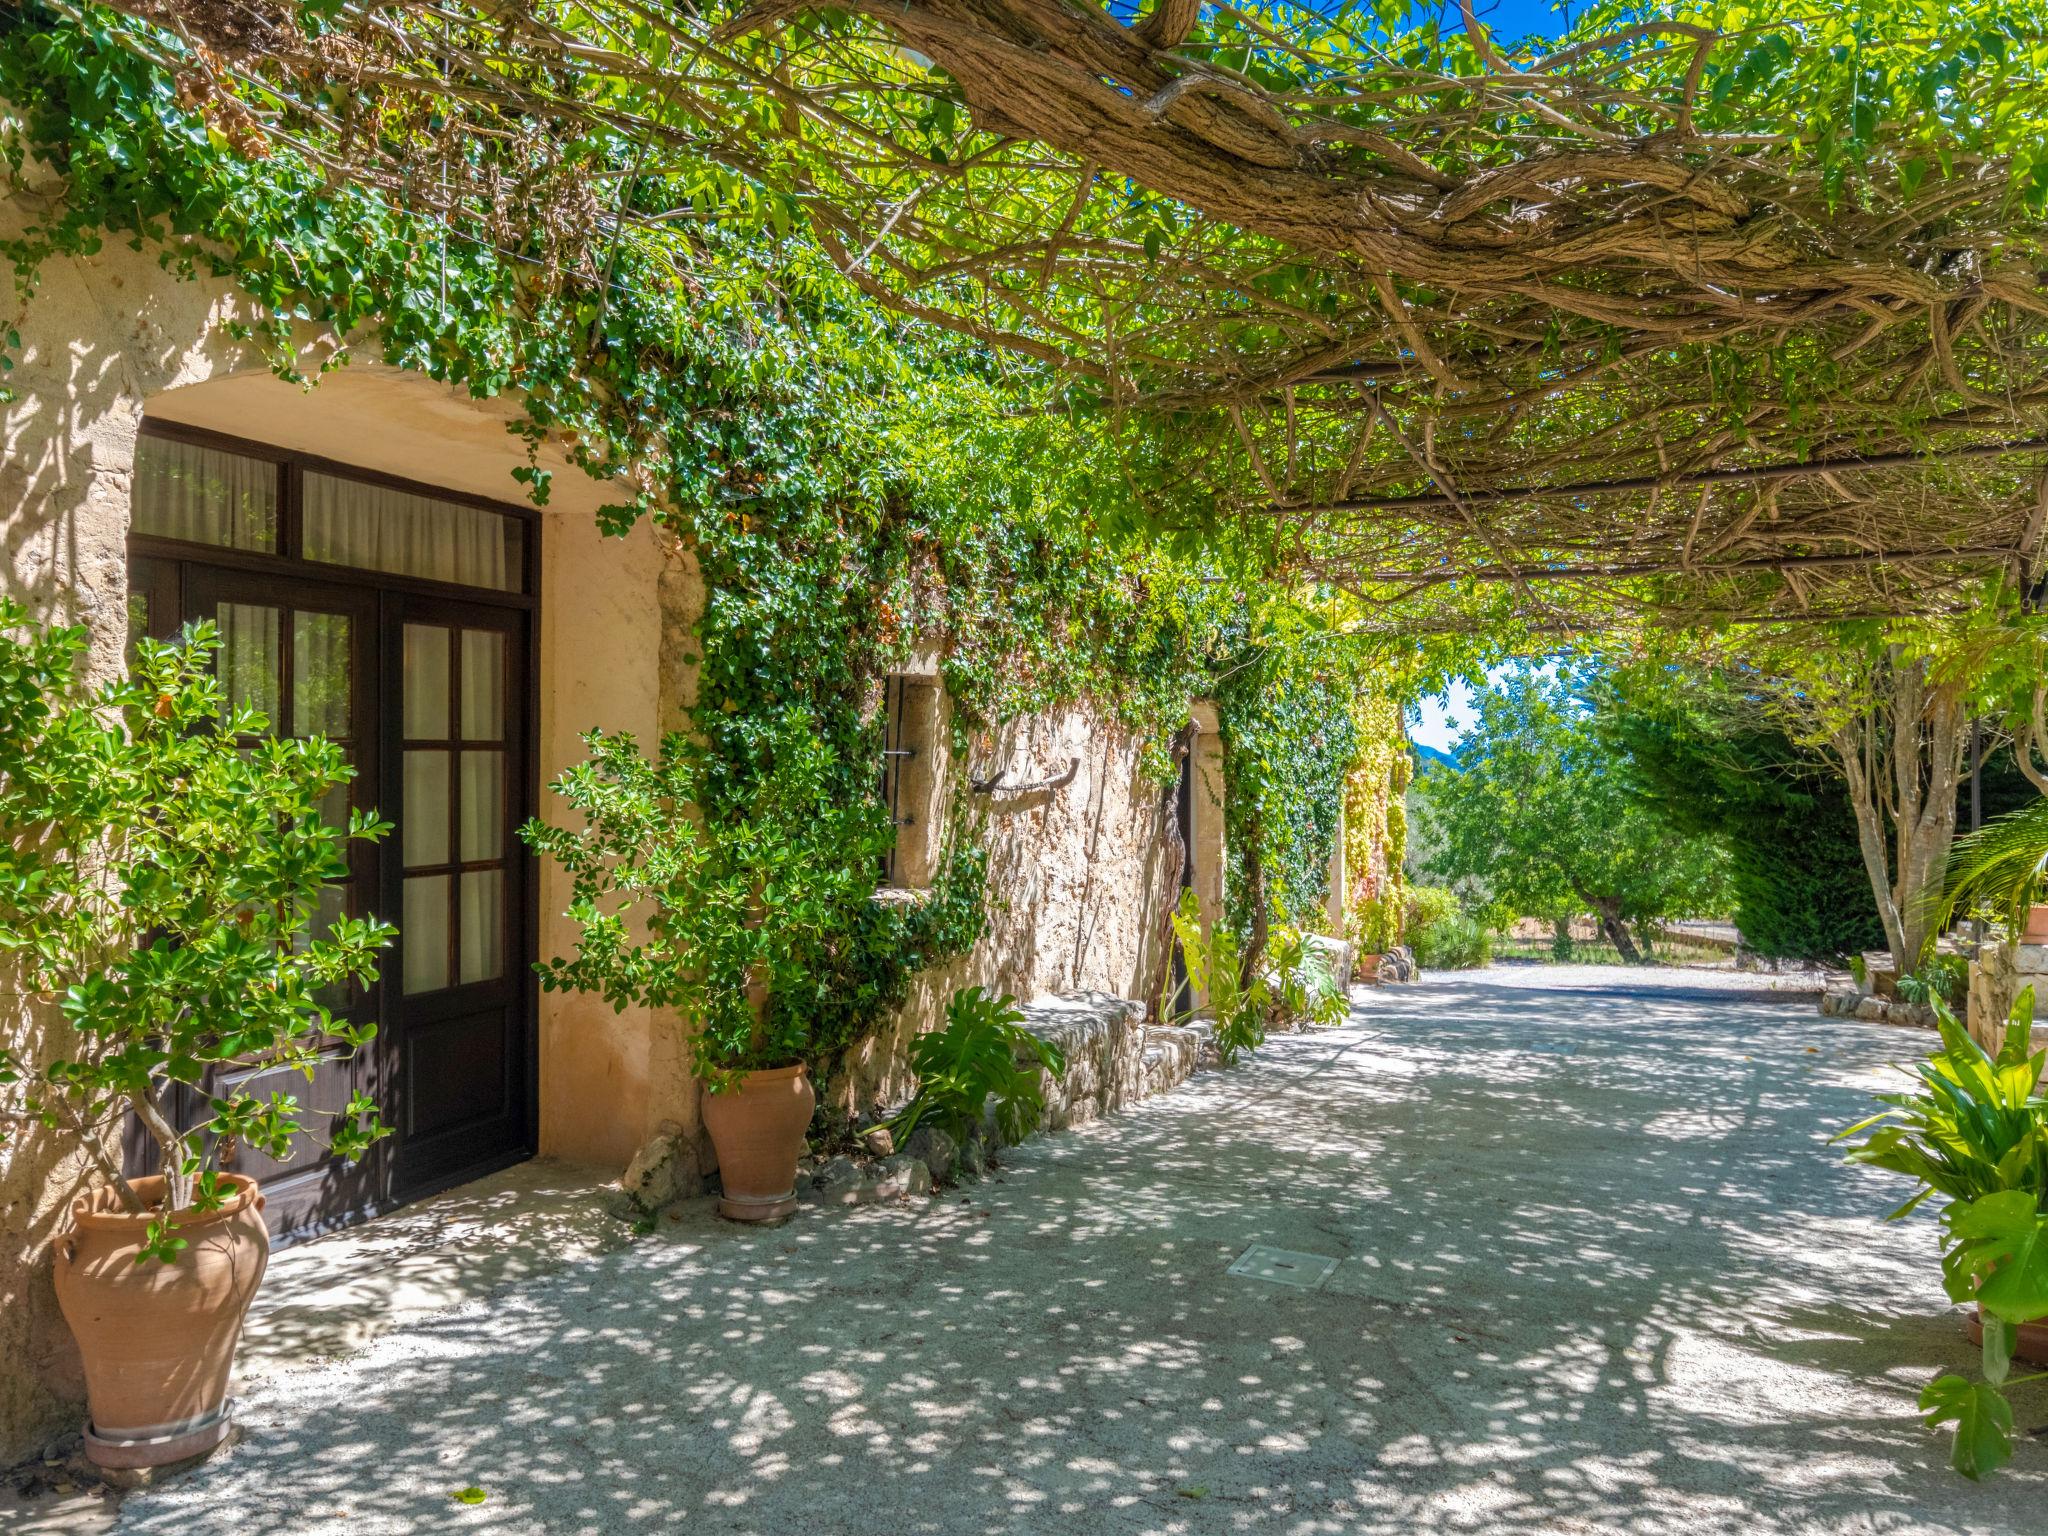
[76,0,2048,620]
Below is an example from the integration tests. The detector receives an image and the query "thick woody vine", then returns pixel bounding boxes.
[0,7,1381,1081]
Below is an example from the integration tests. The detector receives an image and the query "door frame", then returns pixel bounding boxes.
[126,417,544,1243]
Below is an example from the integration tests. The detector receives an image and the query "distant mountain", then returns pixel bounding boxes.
[1412,742,1460,775]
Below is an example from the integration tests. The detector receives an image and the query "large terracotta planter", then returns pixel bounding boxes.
[2022,905,2048,944]
[54,1173,268,1469]
[1965,1304,2048,1367]
[701,1064,814,1223]
[1356,952,1383,984]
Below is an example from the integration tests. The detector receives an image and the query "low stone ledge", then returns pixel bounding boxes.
[1818,988,1939,1031]
[1142,1022,1215,1095]
[1013,991,1147,1132]
[1303,934,1357,989]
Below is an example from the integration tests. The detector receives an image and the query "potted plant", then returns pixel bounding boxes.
[1944,798,2048,944]
[1834,987,2048,1478]
[0,606,392,1468]
[524,707,890,1222]
[1353,891,1400,984]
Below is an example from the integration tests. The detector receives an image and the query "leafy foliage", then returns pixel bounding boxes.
[1405,886,1493,971]
[1836,990,2048,1477]
[523,710,984,1085]
[1164,891,1345,1063]
[886,987,1064,1149]
[0,606,391,1247]
[1944,798,2048,939]
[1598,670,1883,961]
[1416,666,1731,960]
[1215,616,1359,945]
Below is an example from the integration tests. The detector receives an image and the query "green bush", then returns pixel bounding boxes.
[888,987,1064,1148]
[1411,913,1493,970]
[1404,884,1490,969]
[1834,990,2048,1479]
[0,608,393,1256]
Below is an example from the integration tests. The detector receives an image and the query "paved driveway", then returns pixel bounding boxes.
[111,965,2048,1534]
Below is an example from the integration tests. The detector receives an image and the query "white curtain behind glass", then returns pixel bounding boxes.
[304,473,519,591]
[131,437,278,551]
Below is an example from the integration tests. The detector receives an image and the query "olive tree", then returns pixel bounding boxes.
[1416,665,1730,961]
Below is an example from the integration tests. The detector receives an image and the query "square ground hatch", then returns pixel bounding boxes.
[1227,1245,1338,1290]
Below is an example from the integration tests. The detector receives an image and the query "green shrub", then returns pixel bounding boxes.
[1411,913,1493,970]
[1404,884,1490,969]
[523,707,893,1087]
[1897,953,1969,1012]
[1834,989,2048,1479]
[1164,891,1345,1063]
[888,986,1064,1148]
[0,608,393,1257]
[1355,891,1400,954]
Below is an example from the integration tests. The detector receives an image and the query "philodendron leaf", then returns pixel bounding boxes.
[1920,1374,2014,1480]
[1983,1313,2016,1387]
[1950,1190,2048,1322]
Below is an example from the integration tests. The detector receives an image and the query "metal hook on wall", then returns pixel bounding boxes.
[970,756,1080,796]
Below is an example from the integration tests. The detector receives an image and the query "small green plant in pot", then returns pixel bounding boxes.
[523,707,890,1221]
[1834,987,2048,1479]
[0,607,392,1468]
[1944,799,2048,945]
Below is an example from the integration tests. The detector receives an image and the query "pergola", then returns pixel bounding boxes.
[94,0,2048,623]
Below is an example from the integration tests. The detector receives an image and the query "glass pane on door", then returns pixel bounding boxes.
[293,612,352,737]
[218,603,280,724]
[399,619,513,993]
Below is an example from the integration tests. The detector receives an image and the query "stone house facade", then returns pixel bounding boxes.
[0,170,1357,1463]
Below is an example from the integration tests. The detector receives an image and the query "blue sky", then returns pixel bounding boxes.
[1410,683,1477,753]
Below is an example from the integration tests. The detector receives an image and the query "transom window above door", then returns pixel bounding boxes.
[131,429,530,596]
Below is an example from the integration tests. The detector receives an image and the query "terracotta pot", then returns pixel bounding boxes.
[1356,952,1383,984]
[1965,1304,2048,1367]
[701,1064,814,1223]
[54,1173,269,1469]
[2023,905,2048,944]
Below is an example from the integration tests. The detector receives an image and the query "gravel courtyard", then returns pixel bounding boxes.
[108,965,2048,1534]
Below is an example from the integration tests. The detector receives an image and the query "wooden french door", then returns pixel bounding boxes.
[381,595,531,1193]
[127,558,535,1240]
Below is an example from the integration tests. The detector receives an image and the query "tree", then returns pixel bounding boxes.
[1416,665,1729,961]
[1732,608,2035,976]
[1598,670,1883,962]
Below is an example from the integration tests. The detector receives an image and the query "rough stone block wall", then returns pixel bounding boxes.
[1967,940,2048,1054]
[833,700,1183,1115]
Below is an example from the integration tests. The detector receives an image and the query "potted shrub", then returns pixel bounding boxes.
[1834,987,2048,1478]
[1945,799,2048,944]
[1352,891,1400,983]
[0,606,393,1468]
[524,707,890,1221]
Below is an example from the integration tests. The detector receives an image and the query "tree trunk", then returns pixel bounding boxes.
[1828,648,1968,977]
[131,1087,189,1211]
[1594,900,1643,963]
[1238,806,1267,991]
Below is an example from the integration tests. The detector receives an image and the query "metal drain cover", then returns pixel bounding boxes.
[1228,1245,1337,1290]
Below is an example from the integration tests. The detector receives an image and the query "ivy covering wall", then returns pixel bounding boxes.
[1342,696,1412,952]
[0,5,1410,1075]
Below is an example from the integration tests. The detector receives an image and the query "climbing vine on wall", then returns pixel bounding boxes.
[0,4,1289,1079]
[1214,612,1359,949]
[1342,697,1411,953]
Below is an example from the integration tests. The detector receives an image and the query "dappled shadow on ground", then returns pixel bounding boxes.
[113,969,2048,1535]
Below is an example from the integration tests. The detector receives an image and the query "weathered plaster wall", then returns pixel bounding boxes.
[535,514,705,1172]
[833,690,1209,1115]
[0,172,699,1462]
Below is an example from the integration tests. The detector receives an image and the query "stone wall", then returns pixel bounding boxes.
[832,693,1191,1116]
[1967,939,2048,1054]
